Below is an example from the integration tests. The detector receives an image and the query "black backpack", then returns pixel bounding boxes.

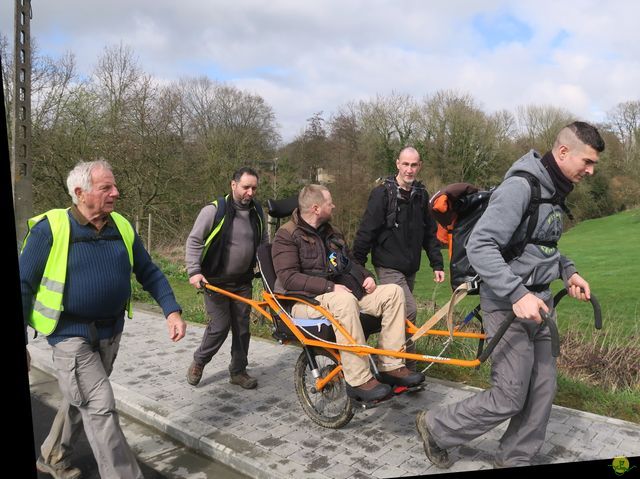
[379,176,427,229]
[429,172,571,292]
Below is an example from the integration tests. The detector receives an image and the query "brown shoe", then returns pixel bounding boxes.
[36,456,82,479]
[379,366,425,387]
[187,361,204,386]
[346,377,391,402]
[230,371,258,389]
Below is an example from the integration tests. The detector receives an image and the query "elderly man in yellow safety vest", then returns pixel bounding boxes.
[21,159,186,479]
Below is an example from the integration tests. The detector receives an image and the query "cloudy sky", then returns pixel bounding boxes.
[2,0,639,142]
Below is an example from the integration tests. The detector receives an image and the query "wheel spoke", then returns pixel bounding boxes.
[294,349,354,428]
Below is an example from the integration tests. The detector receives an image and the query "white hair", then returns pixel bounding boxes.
[66,159,113,205]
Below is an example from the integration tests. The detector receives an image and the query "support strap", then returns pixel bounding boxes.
[403,281,472,348]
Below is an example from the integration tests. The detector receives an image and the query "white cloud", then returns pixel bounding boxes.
[1,0,638,142]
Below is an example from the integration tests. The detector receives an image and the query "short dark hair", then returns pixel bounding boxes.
[232,166,259,182]
[566,121,605,153]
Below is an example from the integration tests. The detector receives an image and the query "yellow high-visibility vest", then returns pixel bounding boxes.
[22,208,135,335]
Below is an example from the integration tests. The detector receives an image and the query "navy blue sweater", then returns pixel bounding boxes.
[20,207,181,345]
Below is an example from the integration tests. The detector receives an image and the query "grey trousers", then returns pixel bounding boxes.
[41,335,144,479]
[375,267,417,370]
[193,282,252,375]
[425,303,557,466]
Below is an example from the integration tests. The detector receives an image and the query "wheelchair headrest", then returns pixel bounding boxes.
[267,195,298,219]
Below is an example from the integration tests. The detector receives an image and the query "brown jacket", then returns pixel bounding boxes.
[272,209,372,296]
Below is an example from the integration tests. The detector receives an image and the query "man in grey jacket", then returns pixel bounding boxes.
[415,121,604,468]
[185,167,268,389]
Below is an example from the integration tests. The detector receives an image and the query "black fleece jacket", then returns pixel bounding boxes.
[352,178,444,276]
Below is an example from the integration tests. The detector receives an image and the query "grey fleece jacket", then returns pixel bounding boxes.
[466,149,578,312]
[185,200,268,279]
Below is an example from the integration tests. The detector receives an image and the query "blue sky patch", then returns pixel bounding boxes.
[472,12,533,49]
[550,29,570,49]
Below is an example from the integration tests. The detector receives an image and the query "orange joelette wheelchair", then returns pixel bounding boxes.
[201,197,601,429]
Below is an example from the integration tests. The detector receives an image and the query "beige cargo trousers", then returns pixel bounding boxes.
[292,283,407,387]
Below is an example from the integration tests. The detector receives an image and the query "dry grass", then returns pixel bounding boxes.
[415,303,640,393]
[557,323,640,391]
[152,243,187,266]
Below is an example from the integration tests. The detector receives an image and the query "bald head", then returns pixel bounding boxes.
[396,146,422,189]
[398,146,420,159]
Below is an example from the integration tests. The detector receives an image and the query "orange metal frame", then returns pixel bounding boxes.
[202,283,486,392]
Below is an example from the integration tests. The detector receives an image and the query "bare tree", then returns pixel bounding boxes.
[328,108,372,240]
[418,90,501,185]
[515,104,574,151]
[607,100,640,166]
[92,42,141,132]
[357,92,421,174]
[1,34,13,113]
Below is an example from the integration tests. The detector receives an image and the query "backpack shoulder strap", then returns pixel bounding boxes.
[511,172,541,246]
[382,177,398,229]
[502,172,542,261]
[253,199,264,221]
[202,195,228,257]
[214,195,226,225]
[252,199,265,236]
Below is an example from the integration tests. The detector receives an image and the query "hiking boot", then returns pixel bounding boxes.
[493,458,519,469]
[230,371,258,389]
[493,459,507,469]
[404,359,417,372]
[346,377,392,402]
[415,411,453,469]
[36,456,82,479]
[187,361,204,386]
[379,366,425,387]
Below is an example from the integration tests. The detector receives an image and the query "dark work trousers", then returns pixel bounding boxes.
[193,282,252,375]
[375,266,417,370]
[425,299,557,467]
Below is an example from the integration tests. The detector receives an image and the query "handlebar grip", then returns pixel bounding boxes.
[553,289,602,330]
[477,314,515,363]
[590,293,602,330]
[541,310,561,357]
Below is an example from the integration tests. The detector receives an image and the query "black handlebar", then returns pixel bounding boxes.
[553,289,602,330]
[477,314,515,362]
[477,288,602,363]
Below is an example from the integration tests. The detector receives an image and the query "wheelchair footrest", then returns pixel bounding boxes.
[392,384,425,395]
[352,396,391,410]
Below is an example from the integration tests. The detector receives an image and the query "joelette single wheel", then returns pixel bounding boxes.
[294,348,355,428]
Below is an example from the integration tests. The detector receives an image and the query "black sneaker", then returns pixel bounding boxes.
[415,411,453,469]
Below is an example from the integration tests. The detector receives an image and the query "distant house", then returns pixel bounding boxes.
[317,167,335,184]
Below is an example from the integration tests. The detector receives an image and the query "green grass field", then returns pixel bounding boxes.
[139,208,640,422]
[553,208,640,336]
